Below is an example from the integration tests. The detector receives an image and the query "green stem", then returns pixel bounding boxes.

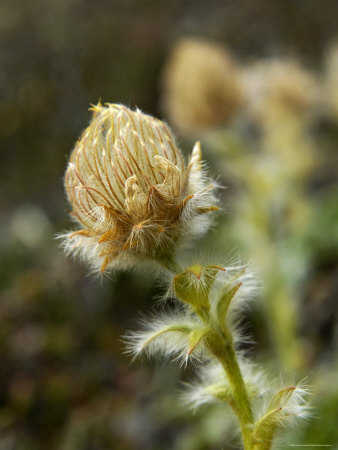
[207,325,254,450]
[169,257,254,449]
[252,441,272,450]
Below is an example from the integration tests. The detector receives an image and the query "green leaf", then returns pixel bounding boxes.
[216,281,242,325]
[205,382,233,404]
[173,264,225,314]
[201,265,225,293]
[141,324,192,349]
[252,407,283,448]
[252,385,297,448]
[268,386,296,410]
[187,327,211,355]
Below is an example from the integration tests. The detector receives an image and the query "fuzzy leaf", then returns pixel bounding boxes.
[268,386,296,410]
[173,264,225,313]
[252,407,283,447]
[216,281,242,325]
[252,385,299,447]
[201,265,225,293]
[205,382,233,404]
[141,324,193,349]
[188,328,211,355]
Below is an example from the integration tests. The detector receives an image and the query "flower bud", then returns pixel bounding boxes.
[161,38,244,133]
[241,58,318,122]
[62,103,217,272]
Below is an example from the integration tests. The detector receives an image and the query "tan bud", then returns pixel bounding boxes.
[63,104,218,272]
[241,58,318,121]
[161,38,244,133]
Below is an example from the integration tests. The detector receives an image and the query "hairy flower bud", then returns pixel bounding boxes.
[62,103,218,272]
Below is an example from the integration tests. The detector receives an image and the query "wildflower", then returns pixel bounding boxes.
[62,103,218,272]
[161,38,244,133]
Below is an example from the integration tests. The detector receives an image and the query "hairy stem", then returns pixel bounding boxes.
[206,324,254,450]
[168,258,255,449]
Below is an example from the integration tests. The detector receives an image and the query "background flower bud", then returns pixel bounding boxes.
[161,38,244,134]
[241,58,319,122]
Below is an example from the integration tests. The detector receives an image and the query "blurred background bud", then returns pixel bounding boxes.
[241,58,319,123]
[161,38,244,134]
[9,204,51,248]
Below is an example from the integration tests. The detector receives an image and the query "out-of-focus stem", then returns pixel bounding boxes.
[264,278,305,372]
[252,441,272,450]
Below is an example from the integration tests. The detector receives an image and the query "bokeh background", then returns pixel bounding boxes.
[1,1,338,449]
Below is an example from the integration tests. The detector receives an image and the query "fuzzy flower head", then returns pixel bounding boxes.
[63,103,218,272]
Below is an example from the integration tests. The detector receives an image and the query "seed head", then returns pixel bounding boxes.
[62,103,218,272]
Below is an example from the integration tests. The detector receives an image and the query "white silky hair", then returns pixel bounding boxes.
[123,308,210,366]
